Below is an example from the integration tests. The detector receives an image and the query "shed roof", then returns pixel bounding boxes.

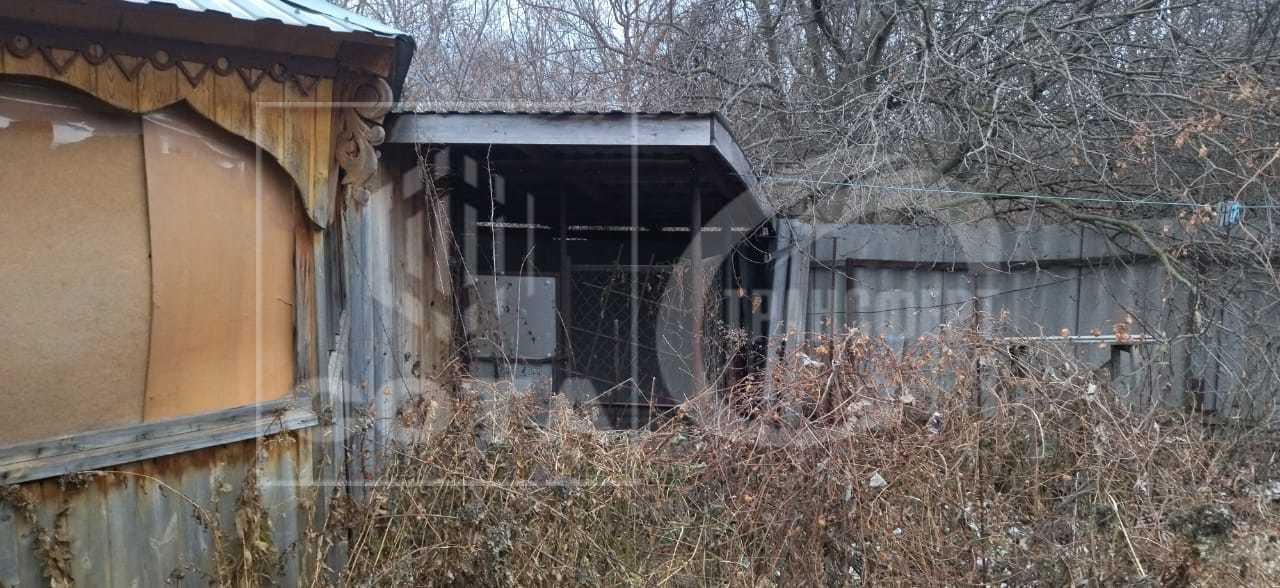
[119,0,404,37]
[386,110,766,233]
[386,110,756,189]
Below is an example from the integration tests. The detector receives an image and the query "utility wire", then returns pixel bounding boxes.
[749,174,1280,210]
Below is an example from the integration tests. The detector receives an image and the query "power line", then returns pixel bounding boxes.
[750,175,1280,210]
[841,274,1078,316]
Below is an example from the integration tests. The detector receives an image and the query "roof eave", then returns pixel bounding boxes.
[385,111,757,186]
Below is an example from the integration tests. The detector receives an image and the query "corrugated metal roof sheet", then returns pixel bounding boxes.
[385,109,759,189]
[120,0,404,37]
[391,107,713,116]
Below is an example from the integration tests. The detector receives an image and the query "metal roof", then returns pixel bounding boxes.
[386,110,756,187]
[119,0,405,37]
[391,107,714,116]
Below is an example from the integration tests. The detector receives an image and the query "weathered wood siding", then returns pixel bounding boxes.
[0,7,423,586]
[776,220,1280,420]
[339,155,454,487]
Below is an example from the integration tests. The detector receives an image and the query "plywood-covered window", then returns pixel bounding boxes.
[0,80,302,446]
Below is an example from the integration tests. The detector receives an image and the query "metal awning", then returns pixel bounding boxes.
[385,110,757,192]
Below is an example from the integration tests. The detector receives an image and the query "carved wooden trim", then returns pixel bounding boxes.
[335,74,393,205]
[0,17,338,95]
[0,18,401,224]
[0,18,353,227]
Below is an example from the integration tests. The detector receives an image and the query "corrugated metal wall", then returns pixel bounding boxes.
[774,220,1278,418]
[0,432,312,587]
[782,222,1160,343]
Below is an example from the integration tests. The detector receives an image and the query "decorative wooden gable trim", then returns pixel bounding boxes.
[336,73,393,205]
[0,19,395,226]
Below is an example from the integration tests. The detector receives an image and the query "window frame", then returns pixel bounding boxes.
[0,79,325,484]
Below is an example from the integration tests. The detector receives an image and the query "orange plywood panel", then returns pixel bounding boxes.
[141,106,297,421]
[0,81,151,445]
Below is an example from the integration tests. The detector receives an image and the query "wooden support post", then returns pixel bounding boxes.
[556,180,571,393]
[691,171,706,392]
[829,237,839,342]
[629,144,640,429]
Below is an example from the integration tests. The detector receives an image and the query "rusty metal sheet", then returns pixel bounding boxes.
[0,432,312,586]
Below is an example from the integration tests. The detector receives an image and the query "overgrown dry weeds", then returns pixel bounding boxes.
[326,331,1280,587]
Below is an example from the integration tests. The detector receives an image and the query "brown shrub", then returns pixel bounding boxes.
[326,331,1280,586]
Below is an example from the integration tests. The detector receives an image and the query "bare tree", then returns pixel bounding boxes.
[347,0,1280,416]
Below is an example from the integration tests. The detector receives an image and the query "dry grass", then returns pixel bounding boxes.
[324,330,1280,586]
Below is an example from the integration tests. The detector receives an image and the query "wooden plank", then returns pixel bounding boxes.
[342,202,377,496]
[389,165,423,438]
[48,48,95,96]
[253,78,287,168]
[367,174,398,450]
[103,474,134,587]
[180,60,216,122]
[2,50,52,79]
[295,226,319,394]
[281,79,313,220]
[763,220,793,388]
[690,177,705,391]
[0,497,27,587]
[318,309,351,579]
[213,71,252,142]
[425,182,455,378]
[0,397,308,468]
[709,116,757,188]
[177,454,217,585]
[137,60,181,112]
[311,236,345,490]
[262,437,301,587]
[311,78,335,227]
[94,53,139,111]
[210,444,249,583]
[131,461,169,587]
[0,396,317,486]
[282,77,316,224]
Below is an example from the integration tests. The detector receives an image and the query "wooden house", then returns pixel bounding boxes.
[0,0,416,583]
[0,1,770,583]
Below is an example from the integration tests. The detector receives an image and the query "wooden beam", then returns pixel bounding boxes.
[0,395,318,485]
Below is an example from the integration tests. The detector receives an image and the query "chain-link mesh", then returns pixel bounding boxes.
[562,263,746,427]
[564,267,681,425]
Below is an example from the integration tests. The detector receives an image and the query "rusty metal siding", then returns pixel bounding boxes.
[0,431,312,587]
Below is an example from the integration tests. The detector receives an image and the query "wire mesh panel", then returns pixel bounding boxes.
[564,266,689,427]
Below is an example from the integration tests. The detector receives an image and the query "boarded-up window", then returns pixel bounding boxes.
[0,80,300,446]
[0,81,152,444]
[139,109,299,419]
